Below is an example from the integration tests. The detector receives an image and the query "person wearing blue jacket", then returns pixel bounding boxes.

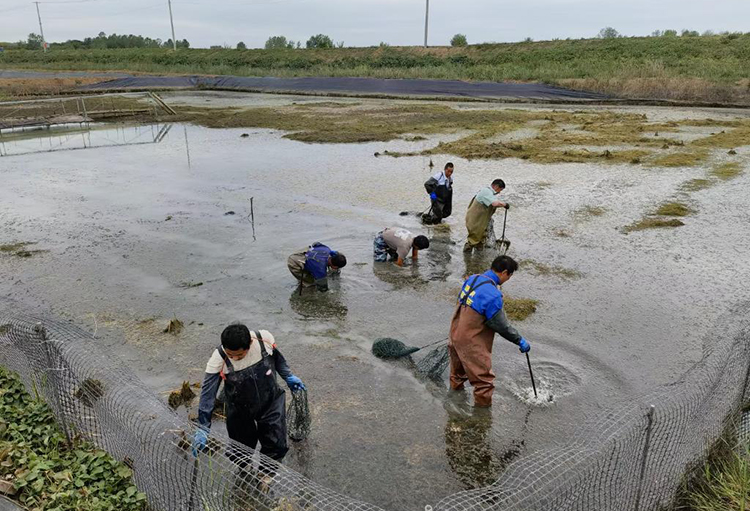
[449,255,531,407]
[192,323,305,463]
[287,242,347,292]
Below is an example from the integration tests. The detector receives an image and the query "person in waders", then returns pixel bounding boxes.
[449,255,530,407]
[464,179,509,253]
[193,324,305,478]
[287,242,347,292]
[422,162,454,225]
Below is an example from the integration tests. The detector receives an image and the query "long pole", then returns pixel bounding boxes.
[526,353,538,398]
[167,0,177,51]
[34,2,46,53]
[423,0,429,47]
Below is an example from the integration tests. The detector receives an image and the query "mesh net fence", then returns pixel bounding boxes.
[1,302,748,511]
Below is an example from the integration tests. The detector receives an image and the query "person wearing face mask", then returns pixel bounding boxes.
[192,323,305,463]
[464,178,509,253]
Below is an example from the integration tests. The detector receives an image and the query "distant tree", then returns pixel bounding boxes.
[597,27,620,39]
[265,35,295,49]
[651,30,663,37]
[26,33,43,50]
[163,38,174,48]
[306,34,334,49]
[210,45,222,49]
[662,29,678,37]
[179,39,190,48]
[702,30,715,37]
[378,41,390,48]
[237,41,247,49]
[681,29,699,37]
[450,34,468,47]
[336,40,345,48]
[523,37,534,43]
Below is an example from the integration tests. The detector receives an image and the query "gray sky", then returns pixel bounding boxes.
[0,0,747,48]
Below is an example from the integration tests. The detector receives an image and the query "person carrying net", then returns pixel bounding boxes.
[449,255,530,407]
[192,323,306,466]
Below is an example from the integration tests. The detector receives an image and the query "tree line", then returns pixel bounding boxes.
[11,32,190,50]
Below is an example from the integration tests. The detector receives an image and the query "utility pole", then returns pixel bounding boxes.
[423,0,429,47]
[167,0,177,50]
[33,2,47,53]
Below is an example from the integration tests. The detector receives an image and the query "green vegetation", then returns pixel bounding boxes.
[710,162,744,180]
[505,298,539,321]
[681,178,715,192]
[520,259,583,279]
[623,217,685,233]
[0,242,46,258]
[265,36,297,50]
[680,438,750,511]
[3,34,750,102]
[451,34,468,47]
[573,205,607,221]
[654,201,694,216]
[648,150,710,168]
[0,366,146,510]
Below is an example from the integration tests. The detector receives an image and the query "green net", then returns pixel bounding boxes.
[371,338,420,359]
[287,389,312,442]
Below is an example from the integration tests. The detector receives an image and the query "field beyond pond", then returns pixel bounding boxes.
[2,34,750,104]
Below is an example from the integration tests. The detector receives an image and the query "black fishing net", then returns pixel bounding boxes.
[416,344,450,380]
[371,338,420,359]
[287,389,312,442]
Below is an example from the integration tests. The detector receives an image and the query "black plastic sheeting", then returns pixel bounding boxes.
[78,74,608,100]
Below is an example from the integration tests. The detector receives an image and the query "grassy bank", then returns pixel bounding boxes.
[2,35,750,103]
[0,366,146,510]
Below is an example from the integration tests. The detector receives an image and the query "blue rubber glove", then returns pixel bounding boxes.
[429,192,438,201]
[285,375,306,391]
[518,338,530,353]
[192,429,208,457]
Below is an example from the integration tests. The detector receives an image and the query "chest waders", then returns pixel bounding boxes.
[219,331,289,464]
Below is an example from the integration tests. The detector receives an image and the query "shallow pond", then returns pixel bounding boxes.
[1,95,749,510]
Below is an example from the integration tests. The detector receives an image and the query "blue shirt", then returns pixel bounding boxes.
[457,270,503,321]
[304,243,335,280]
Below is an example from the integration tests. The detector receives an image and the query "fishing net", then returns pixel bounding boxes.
[287,389,312,442]
[371,338,420,359]
[416,344,450,380]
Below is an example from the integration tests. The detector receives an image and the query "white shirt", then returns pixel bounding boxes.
[205,330,276,374]
[433,171,453,190]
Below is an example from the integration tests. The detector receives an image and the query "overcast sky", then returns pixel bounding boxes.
[0,0,747,48]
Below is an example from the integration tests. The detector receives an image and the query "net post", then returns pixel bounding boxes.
[633,404,656,511]
[34,322,73,446]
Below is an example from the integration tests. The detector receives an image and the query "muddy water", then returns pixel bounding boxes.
[1,97,750,511]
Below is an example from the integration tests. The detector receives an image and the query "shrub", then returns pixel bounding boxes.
[451,34,468,47]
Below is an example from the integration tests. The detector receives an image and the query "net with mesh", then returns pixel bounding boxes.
[287,389,312,442]
[1,301,748,511]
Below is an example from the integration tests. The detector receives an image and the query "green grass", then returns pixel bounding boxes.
[504,297,539,321]
[2,34,750,102]
[0,366,146,511]
[623,217,685,233]
[655,201,694,216]
[681,438,750,511]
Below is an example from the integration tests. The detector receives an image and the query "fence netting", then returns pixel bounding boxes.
[1,302,748,511]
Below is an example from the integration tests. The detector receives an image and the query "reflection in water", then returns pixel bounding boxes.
[288,287,348,320]
[443,405,529,489]
[0,123,172,157]
[444,406,502,489]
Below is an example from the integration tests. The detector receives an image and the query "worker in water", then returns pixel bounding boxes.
[373,227,430,267]
[449,255,530,407]
[287,242,347,292]
[423,162,454,225]
[192,323,305,464]
[464,179,509,253]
